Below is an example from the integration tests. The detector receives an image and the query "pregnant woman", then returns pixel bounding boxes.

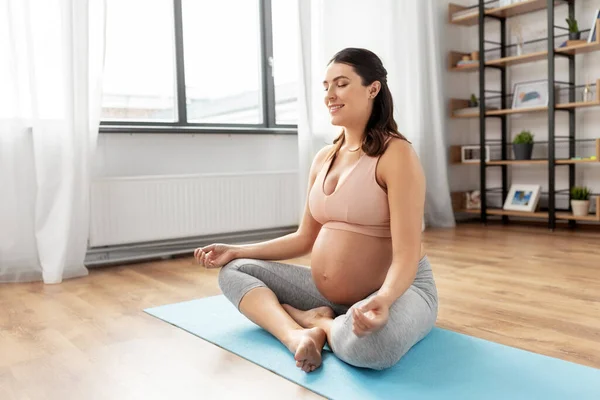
[194,48,438,373]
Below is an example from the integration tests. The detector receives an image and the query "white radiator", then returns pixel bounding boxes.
[89,171,300,247]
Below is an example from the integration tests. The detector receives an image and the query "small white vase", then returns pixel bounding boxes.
[571,200,590,216]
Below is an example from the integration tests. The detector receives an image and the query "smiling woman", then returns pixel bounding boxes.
[195,47,437,373]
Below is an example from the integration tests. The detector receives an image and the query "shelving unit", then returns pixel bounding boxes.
[448,0,600,229]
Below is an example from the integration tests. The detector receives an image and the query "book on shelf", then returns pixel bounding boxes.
[456,60,479,67]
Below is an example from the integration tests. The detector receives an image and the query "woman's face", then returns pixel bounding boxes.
[323,62,379,127]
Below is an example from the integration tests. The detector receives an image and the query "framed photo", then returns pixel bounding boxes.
[503,184,541,212]
[511,80,549,109]
[466,190,481,209]
[587,8,600,43]
[461,145,490,163]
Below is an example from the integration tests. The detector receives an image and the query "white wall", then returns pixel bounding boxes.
[446,1,600,210]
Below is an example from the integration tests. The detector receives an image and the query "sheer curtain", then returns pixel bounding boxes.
[297,0,455,228]
[0,0,106,283]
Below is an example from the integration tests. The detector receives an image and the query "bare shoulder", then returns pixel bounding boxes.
[378,137,424,183]
[380,137,420,166]
[311,144,334,170]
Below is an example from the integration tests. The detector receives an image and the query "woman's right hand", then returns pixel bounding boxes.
[194,243,239,269]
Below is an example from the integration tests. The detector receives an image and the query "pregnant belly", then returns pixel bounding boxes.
[310,227,394,306]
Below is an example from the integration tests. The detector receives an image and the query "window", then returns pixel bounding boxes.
[101,0,176,122]
[271,0,299,125]
[100,0,297,131]
[182,0,262,124]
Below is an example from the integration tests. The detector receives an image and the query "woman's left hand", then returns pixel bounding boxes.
[352,295,390,337]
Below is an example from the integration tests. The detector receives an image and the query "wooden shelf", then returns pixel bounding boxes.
[455,197,599,222]
[450,64,479,72]
[486,159,548,165]
[555,159,599,165]
[453,159,599,166]
[556,80,600,110]
[556,100,600,109]
[485,97,600,115]
[449,0,558,26]
[449,98,483,119]
[461,208,549,218]
[449,139,600,166]
[486,106,548,116]
[448,51,479,72]
[487,0,551,19]
[555,212,600,222]
[450,22,600,71]
[452,113,479,119]
[556,197,600,221]
[555,22,600,55]
[486,51,548,67]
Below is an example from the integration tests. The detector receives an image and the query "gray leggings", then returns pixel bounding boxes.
[218,256,438,370]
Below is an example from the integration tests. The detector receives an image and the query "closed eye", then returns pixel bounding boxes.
[323,83,348,91]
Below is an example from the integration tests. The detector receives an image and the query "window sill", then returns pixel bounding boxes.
[99,124,297,135]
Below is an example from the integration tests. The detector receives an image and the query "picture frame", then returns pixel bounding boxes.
[465,190,481,209]
[511,79,549,109]
[503,184,541,212]
[461,145,490,163]
[587,8,600,44]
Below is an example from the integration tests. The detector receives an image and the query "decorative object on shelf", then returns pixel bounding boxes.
[582,79,594,102]
[566,17,581,40]
[503,184,541,212]
[469,93,478,107]
[511,79,549,109]
[470,51,479,61]
[587,9,600,44]
[570,186,591,216]
[461,145,490,163]
[466,190,481,209]
[512,130,534,160]
[456,54,478,68]
[510,20,524,56]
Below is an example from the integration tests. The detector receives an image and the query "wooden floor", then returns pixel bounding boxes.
[1,223,599,399]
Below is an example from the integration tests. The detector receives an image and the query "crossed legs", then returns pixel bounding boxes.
[218,257,438,372]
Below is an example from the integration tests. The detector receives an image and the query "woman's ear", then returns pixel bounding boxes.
[369,81,382,98]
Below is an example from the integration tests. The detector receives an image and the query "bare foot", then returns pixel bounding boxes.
[286,328,327,373]
[282,304,335,329]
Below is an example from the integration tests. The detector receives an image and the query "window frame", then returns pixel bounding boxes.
[99,0,297,134]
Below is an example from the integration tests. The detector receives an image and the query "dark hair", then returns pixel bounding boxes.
[326,48,409,159]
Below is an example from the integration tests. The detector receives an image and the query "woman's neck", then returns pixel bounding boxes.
[342,124,366,151]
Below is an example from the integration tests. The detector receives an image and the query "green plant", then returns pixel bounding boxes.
[566,17,579,33]
[512,130,534,144]
[469,93,478,107]
[571,186,591,200]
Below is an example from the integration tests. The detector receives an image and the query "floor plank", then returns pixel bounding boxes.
[1,223,599,399]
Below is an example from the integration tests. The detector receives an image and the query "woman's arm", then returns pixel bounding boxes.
[234,146,332,261]
[375,139,426,308]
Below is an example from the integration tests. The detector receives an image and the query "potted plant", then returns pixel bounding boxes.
[512,130,534,160]
[468,93,478,108]
[566,17,580,40]
[570,186,591,216]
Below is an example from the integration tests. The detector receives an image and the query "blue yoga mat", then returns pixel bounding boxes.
[145,295,600,400]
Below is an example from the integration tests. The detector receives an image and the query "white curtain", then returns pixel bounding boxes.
[297,0,455,228]
[0,0,106,283]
